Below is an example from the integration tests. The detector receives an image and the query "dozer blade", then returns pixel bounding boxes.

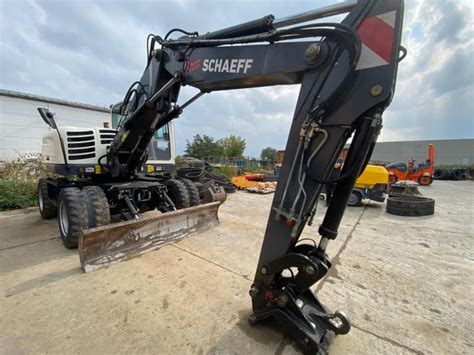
[79,202,220,272]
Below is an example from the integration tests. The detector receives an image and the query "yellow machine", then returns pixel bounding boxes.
[348,165,389,206]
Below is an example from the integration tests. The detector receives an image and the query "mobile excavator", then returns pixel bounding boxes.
[37,0,404,352]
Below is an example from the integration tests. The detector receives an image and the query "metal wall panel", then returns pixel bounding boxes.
[0,94,110,161]
[370,139,474,166]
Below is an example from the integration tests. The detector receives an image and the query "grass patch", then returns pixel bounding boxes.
[0,180,37,210]
[215,165,239,179]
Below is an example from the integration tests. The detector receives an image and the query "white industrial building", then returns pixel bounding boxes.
[0,89,111,162]
[370,139,474,166]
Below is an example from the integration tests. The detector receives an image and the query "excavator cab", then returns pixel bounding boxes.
[110,102,176,173]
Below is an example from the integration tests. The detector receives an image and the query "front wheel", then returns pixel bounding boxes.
[164,179,190,209]
[82,186,110,228]
[179,179,201,207]
[38,179,56,219]
[347,190,363,207]
[57,187,88,249]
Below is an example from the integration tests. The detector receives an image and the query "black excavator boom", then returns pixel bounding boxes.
[89,0,405,352]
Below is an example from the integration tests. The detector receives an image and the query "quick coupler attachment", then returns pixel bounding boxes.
[249,251,350,354]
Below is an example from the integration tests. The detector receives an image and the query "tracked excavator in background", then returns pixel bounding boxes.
[37,0,404,352]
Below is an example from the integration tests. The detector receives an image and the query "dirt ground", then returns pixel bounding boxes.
[1,180,473,354]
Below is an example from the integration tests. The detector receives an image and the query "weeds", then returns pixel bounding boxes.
[0,154,46,211]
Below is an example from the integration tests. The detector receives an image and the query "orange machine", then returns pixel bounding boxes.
[231,173,266,189]
[385,144,435,185]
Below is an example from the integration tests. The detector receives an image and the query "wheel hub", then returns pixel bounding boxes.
[59,201,69,235]
[38,187,44,211]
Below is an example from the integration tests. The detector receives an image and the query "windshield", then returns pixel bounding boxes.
[111,103,171,161]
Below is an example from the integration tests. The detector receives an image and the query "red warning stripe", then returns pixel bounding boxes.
[186,59,202,72]
[357,15,395,63]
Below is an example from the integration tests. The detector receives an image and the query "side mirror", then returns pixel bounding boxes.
[37,108,58,129]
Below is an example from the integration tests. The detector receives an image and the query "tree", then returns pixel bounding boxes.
[260,147,277,164]
[184,134,223,159]
[218,135,246,158]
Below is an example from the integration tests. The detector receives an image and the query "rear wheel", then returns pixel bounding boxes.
[180,179,201,207]
[164,179,190,209]
[347,190,363,207]
[418,176,433,186]
[82,186,110,228]
[38,178,56,219]
[57,187,89,249]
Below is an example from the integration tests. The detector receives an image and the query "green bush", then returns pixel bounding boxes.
[0,180,37,210]
[0,154,46,211]
[216,165,238,179]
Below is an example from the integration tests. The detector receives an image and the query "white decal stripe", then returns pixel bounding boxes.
[377,10,396,28]
[356,43,389,70]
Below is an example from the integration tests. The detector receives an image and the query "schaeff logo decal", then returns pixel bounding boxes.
[202,58,253,74]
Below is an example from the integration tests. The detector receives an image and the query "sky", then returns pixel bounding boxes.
[0,0,473,157]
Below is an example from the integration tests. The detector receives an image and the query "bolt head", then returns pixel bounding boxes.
[306,44,321,59]
[261,267,268,275]
[306,43,323,65]
[276,294,289,307]
[370,85,383,97]
[249,285,260,298]
[305,266,315,275]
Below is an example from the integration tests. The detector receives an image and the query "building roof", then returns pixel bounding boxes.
[0,89,111,113]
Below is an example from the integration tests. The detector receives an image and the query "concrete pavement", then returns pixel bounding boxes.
[1,181,473,354]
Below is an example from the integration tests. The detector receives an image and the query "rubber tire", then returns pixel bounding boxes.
[164,179,190,209]
[82,186,110,228]
[434,169,447,180]
[57,187,89,249]
[176,167,205,182]
[386,196,435,216]
[38,178,56,219]
[347,190,363,207]
[451,169,465,181]
[180,179,201,207]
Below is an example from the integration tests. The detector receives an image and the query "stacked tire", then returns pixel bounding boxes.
[450,169,467,181]
[434,169,449,180]
[177,166,235,193]
[434,168,469,181]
